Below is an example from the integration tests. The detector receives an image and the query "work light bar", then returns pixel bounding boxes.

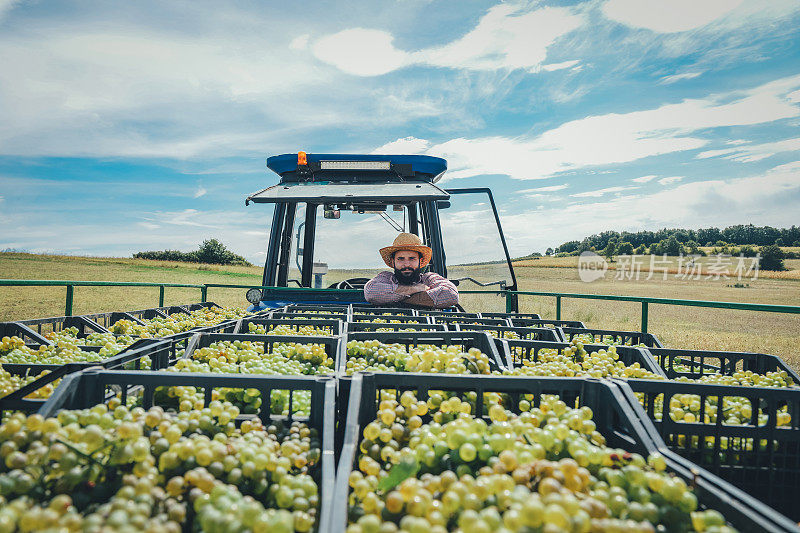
[319,160,391,171]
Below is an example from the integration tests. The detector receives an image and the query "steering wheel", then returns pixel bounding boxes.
[328,277,371,290]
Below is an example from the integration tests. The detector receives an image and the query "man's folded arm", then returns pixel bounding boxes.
[363,273,406,304]
[422,273,459,308]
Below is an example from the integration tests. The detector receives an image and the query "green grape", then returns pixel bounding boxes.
[345,340,494,375]
[110,307,250,338]
[0,399,321,532]
[346,390,739,533]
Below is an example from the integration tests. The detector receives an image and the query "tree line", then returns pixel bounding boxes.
[550,225,800,256]
[134,239,252,266]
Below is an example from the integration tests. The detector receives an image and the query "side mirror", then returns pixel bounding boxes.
[323,209,341,219]
[436,200,451,210]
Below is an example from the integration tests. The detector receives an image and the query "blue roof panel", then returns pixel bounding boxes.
[266,153,447,178]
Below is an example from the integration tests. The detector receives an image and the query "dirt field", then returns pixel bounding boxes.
[1,252,798,371]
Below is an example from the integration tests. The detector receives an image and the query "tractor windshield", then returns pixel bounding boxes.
[440,189,515,290]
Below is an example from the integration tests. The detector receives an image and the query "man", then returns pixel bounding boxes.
[364,232,459,308]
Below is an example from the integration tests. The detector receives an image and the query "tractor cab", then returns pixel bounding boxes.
[244,153,518,311]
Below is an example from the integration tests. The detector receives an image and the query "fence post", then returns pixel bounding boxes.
[65,285,74,316]
[200,286,207,303]
[556,295,561,321]
[641,301,649,333]
[159,285,165,307]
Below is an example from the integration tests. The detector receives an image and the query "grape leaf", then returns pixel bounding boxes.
[377,458,420,492]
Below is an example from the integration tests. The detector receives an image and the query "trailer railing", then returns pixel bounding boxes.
[1,280,799,334]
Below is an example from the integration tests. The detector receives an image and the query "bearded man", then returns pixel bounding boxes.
[363,233,459,309]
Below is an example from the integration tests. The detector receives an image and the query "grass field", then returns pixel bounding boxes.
[1,252,799,371]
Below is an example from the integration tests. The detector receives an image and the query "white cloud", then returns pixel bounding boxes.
[371,136,430,155]
[696,137,800,163]
[0,0,18,22]
[501,163,800,255]
[657,176,683,185]
[602,0,743,33]
[311,4,583,76]
[519,184,569,193]
[570,186,635,198]
[659,72,703,84]
[399,73,800,180]
[541,60,580,72]
[137,222,160,230]
[632,175,657,183]
[289,34,310,51]
[193,186,207,198]
[312,29,410,76]
[770,161,800,173]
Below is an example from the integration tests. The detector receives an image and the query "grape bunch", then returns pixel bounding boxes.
[153,340,332,417]
[504,343,664,380]
[345,390,737,533]
[0,400,322,532]
[46,327,138,359]
[567,333,647,348]
[110,307,249,338]
[345,340,493,375]
[0,335,103,365]
[247,323,336,337]
[0,363,54,400]
[651,371,794,428]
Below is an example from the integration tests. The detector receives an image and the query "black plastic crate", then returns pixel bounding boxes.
[429,316,513,329]
[334,373,799,533]
[508,317,587,330]
[37,369,336,533]
[349,305,418,316]
[346,322,447,333]
[480,311,542,320]
[0,339,172,414]
[648,347,800,383]
[342,330,508,373]
[452,322,562,342]
[129,320,239,363]
[416,310,482,319]
[0,321,52,346]
[180,332,341,373]
[497,338,666,377]
[332,374,659,532]
[6,315,111,343]
[271,311,349,321]
[234,317,344,336]
[621,378,800,521]
[561,327,664,348]
[282,304,351,319]
[351,313,433,325]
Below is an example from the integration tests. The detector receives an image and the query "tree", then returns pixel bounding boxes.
[635,244,647,255]
[664,235,682,256]
[759,245,786,271]
[775,238,784,247]
[685,240,702,255]
[602,240,616,262]
[794,240,800,247]
[616,241,634,255]
[545,247,553,256]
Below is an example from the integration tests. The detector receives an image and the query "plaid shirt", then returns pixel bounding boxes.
[363,271,459,308]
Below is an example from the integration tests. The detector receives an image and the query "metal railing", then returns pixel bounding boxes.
[505,290,800,333]
[1,280,798,334]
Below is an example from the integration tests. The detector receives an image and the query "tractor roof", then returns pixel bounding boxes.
[266,153,447,183]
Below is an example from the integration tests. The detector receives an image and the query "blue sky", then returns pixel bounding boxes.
[0,0,799,267]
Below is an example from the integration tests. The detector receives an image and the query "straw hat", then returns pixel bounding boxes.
[379,232,432,268]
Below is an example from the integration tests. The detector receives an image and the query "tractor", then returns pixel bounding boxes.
[243,152,519,311]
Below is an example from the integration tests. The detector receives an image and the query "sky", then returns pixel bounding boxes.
[1,0,799,269]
